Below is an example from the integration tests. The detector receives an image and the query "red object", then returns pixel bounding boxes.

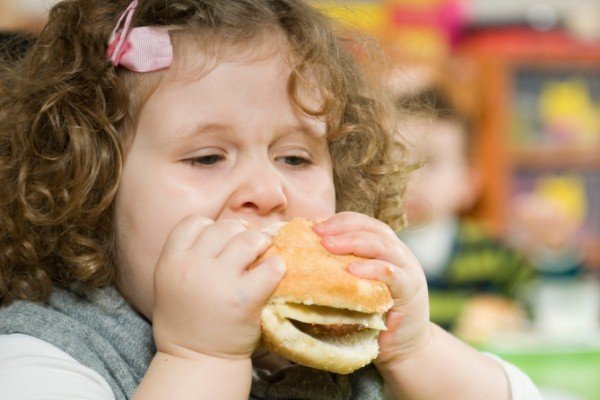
[460,28,600,60]
[390,0,468,46]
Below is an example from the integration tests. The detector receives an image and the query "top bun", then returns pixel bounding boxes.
[262,218,393,313]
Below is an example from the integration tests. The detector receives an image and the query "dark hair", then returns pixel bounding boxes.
[0,0,408,305]
[395,86,476,159]
[0,32,36,61]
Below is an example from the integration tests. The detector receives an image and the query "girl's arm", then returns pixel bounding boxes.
[134,352,252,400]
[135,216,285,399]
[313,213,541,400]
[378,323,510,400]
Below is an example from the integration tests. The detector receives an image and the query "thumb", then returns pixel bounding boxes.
[245,255,286,306]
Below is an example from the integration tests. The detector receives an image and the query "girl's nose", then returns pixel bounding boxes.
[228,164,287,215]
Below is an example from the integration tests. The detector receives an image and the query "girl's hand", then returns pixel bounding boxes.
[151,215,286,361]
[313,212,431,368]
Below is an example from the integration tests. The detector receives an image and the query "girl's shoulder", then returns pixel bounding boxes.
[0,333,115,400]
[0,332,71,356]
[484,352,543,400]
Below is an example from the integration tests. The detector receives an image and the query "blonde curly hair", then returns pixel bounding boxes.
[0,0,408,305]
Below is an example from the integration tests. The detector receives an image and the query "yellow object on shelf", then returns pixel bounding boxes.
[535,175,587,225]
[539,79,600,145]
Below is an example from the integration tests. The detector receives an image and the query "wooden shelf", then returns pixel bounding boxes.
[585,237,600,272]
[457,29,600,270]
[509,146,600,169]
[459,28,600,62]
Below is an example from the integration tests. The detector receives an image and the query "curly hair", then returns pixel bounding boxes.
[0,0,408,305]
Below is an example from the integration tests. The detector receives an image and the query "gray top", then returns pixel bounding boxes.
[0,285,385,400]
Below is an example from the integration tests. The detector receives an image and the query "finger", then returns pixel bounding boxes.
[346,260,413,301]
[242,255,286,308]
[313,211,394,238]
[163,214,214,253]
[321,231,419,269]
[192,219,248,258]
[321,231,389,259]
[218,230,273,274]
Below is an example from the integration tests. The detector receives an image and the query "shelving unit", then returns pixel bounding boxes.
[457,28,600,270]
[509,147,600,169]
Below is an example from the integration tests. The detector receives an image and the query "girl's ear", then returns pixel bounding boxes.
[459,167,482,212]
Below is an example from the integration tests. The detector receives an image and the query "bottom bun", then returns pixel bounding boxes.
[261,304,380,374]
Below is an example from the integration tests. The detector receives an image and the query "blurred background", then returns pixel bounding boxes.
[1,0,599,398]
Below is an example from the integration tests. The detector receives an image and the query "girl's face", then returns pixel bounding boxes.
[113,47,336,319]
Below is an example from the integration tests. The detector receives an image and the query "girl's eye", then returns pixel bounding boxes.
[278,155,312,167]
[185,154,224,166]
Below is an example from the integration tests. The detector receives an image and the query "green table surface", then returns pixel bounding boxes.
[481,335,600,400]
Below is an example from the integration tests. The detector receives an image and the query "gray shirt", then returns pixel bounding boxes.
[0,285,385,400]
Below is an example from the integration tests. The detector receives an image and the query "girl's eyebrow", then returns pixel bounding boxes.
[167,122,233,146]
[168,120,325,145]
[277,122,326,139]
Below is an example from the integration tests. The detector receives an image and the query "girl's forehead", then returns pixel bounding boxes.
[164,28,292,82]
[135,49,327,145]
[145,36,325,118]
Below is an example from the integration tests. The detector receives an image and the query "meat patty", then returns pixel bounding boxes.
[292,320,369,335]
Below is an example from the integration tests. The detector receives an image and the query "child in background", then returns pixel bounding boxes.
[0,1,541,399]
[396,86,537,338]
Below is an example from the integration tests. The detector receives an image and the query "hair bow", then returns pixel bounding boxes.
[107,0,173,72]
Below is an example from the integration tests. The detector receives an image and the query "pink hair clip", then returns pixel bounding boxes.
[107,0,173,72]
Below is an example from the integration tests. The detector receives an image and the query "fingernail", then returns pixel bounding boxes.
[274,258,286,273]
[322,236,336,245]
[261,233,273,246]
[313,223,325,233]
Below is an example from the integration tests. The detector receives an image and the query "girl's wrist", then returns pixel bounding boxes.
[134,351,253,399]
[375,323,510,400]
[374,322,435,374]
[155,342,253,364]
[153,349,254,389]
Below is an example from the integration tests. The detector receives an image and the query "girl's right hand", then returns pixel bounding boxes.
[150,215,286,361]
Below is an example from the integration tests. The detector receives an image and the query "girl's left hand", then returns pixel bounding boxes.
[313,211,432,369]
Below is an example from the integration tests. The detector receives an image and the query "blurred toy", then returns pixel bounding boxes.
[539,79,599,146]
[512,175,586,275]
[510,175,600,342]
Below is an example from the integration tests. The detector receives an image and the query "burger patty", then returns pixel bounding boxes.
[291,320,369,335]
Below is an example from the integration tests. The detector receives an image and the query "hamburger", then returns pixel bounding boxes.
[257,217,393,374]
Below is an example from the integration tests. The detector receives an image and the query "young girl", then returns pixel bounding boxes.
[0,0,541,399]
